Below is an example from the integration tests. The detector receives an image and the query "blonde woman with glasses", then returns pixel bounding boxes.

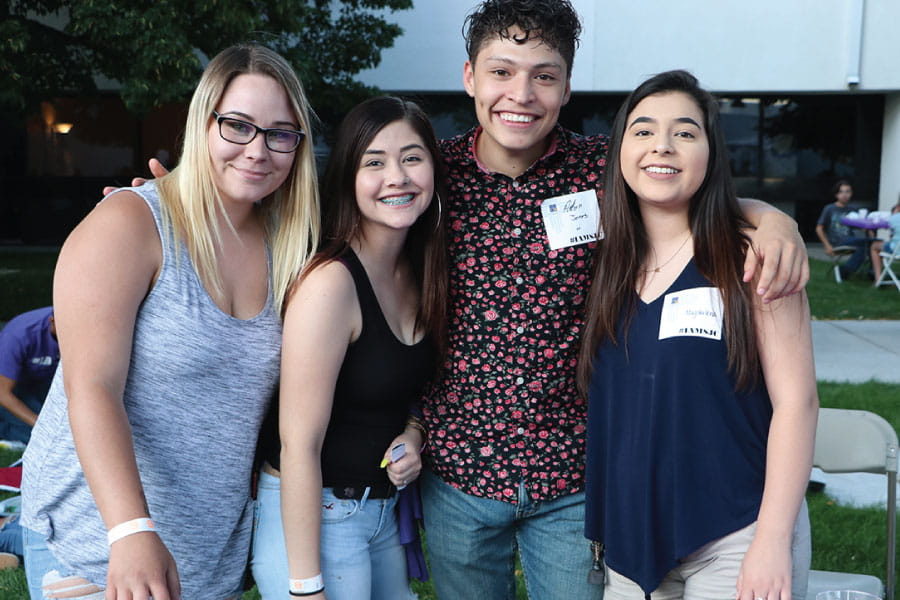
[21,44,319,600]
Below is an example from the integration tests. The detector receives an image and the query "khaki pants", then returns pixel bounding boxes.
[605,501,811,600]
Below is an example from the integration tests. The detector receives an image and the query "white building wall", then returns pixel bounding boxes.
[358,3,470,92]
[589,0,854,92]
[360,0,900,93]
[859,1,900,90]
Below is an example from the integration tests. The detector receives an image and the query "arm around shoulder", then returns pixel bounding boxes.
[738,198,808,303]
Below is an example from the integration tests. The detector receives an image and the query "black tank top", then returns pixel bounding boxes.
[260,248,435,490]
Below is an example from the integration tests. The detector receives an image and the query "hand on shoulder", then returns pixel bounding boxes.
[101,158,170,196]
[740,203,809,302]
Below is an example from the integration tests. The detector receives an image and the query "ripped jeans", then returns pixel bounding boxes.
[250,470,415,600]
[22,526,105,600]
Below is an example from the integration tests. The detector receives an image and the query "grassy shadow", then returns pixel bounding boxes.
[809,382,900,581]
[807,258,900,320]
[0,251,57,322]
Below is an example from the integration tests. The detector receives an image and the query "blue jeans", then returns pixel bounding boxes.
[0,386,44,443]
[250,471,415,600]
[833,236,870,274]
[250,471,289,599]
[0,516,23,557]
[421,470,602,600]
[24,525,242,600]
[22,526,104,600]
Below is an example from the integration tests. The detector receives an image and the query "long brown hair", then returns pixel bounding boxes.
[577,70,758,395]
[305,96,448,358]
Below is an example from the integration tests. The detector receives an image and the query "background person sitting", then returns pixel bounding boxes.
[815,179,871,280]
[870,201,900,283]
[0,515,24,569]
[0,307,58,443]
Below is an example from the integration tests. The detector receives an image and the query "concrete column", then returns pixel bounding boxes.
[879,93,900,211]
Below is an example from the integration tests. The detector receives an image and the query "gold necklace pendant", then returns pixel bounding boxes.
[644,231,692,273]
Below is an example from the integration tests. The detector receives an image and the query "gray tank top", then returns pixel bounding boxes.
[22,182,281,599]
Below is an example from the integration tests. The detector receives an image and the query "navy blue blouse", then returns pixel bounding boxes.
[584,259,772,594]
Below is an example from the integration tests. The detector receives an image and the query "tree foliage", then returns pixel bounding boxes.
[2,0,412,123]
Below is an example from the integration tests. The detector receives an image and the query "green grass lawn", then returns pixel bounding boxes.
[0,448,25,600]
[807,258,900,320]
[0,251,56,322]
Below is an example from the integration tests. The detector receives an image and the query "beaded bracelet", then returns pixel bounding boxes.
[405,416,428,447]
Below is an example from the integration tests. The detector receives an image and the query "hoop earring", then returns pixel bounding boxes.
[351,211,362,240]
[433,192,442,233]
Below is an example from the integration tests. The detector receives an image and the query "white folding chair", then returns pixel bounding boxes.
[876,244,900,292]
[806,408,898,600]
[830,246,858,283]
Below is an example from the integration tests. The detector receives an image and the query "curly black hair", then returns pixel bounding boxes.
[463,0,582,77]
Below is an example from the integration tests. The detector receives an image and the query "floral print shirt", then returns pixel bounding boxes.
[422,125,609,503]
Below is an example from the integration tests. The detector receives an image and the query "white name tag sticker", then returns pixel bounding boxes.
[658,287,724,341]
[540,190,601,250]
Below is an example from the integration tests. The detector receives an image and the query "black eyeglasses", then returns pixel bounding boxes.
[212,111,304,153]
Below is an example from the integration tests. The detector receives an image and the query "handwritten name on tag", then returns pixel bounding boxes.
[540,190,601,250]
[658,287,724,341]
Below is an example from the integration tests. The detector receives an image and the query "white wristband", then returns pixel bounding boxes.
[107,517,156,546]
[289,574,325,596]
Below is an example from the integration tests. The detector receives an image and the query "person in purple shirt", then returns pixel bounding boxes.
[0,307,58,443]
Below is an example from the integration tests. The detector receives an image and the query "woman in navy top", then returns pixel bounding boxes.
[251,97,447,600]
[579,71,818,600]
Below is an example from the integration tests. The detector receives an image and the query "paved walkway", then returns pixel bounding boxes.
[810,319,900,507]
[806,241,900,383]
[812,320,900,383]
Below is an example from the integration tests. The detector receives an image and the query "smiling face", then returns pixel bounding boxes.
[463,26,571,175]
[207,73,298,209]
[620,91,710,211]
[354,119,434,236]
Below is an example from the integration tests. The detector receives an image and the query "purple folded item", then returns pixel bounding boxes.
[397,480,429,581]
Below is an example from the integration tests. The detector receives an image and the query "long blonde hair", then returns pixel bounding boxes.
[156,43,319,315]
